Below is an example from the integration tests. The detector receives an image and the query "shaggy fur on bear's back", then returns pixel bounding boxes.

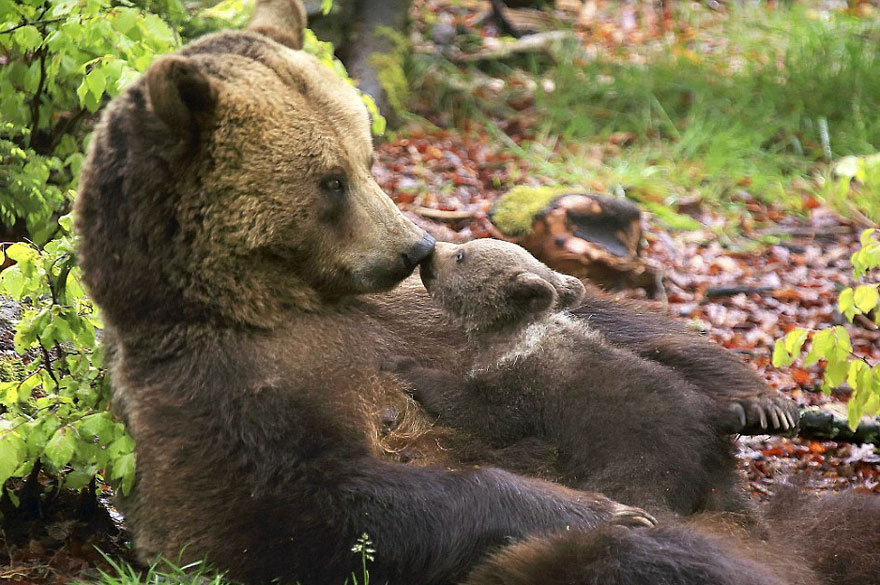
[75,2,662,583]
[74,0,816,582]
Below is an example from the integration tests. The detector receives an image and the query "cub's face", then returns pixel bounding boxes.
[420,240,585,333]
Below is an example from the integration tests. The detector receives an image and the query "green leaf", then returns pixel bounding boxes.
[838,287,856,321]
[113,7,139,35]
[4,242,37,263]
[783,329,809,356]
[861,228,877,246]
[848,398,862,431]
[58,213,73,232]
[111,452,136,495]
[805,329,834,366]
[12,24,42,51]
[0,265,25,298]
[44,427,76,469]
[0,432,26,488]
[85,67,106,100]
[772,339,790,368]
[78,412,113,442]
[824,356,849,389]
[64,468,95,491]
[322,0,333,15]
[831,325,852,358]
[853,284,879,314]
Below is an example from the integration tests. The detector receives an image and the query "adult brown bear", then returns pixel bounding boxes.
[75,0,799,583]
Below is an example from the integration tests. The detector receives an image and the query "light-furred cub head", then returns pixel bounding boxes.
[75,0,434,330]
[420,239,585,334]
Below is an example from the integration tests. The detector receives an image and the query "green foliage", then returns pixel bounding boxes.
[773,229,880,428]
[72,553,230,585]
[0,216,135,504]
[192,0,386,135]
[346,533,375,585]
[828,154,880,224]
[0,0,180,238]
[527,5,880,215]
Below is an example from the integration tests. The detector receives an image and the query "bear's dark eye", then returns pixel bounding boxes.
[320,175,347,197]
[455,250,465,263]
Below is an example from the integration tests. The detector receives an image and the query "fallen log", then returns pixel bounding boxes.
[450,31,572,63]
[798,406,880,446]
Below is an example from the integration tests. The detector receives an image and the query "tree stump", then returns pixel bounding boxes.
[490,187,659,294]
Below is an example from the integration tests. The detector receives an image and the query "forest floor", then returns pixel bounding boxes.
[3,0,879,583]
[376,0,880,499]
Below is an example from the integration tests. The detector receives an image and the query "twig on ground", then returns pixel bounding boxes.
[450,31,572,63]
[412,207,476,221]
[704,286,776,298]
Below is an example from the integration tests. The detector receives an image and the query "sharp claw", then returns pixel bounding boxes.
[731,404,747,428]
[752,404,767,430]
[777,407,790,430]
[769,407,780,430]
[614,506,657,527]
[634,514,656,528]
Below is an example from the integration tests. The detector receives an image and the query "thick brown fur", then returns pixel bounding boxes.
[463,521,817,585]
[764,486,880,585]
[467,487,880,585]
[74,0,809,582]
[573,291,799,434]
[74,2,658,583]
[388,240,749,517]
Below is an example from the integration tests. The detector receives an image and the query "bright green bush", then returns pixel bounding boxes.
[773,228,880,428]
[0,0,379,512]
[0,215,135,502]
[0,0,180,239]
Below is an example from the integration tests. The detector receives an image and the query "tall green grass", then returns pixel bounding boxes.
[530,5,880,215]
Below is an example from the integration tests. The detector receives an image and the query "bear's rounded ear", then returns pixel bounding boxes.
[249,0,307,50]
[146,56,217,139]
[510,273,557,316]
[554,274,585,310]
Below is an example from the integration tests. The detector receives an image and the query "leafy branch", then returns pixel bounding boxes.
[774,228,880,428]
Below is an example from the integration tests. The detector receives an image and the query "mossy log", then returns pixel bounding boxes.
[490,187,658,294]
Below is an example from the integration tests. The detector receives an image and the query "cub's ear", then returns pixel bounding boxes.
[509,273,557,316]
[249,0,307,50]
[554,274,585,310]
[146,56,217,139]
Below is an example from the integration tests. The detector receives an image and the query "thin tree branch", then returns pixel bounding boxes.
[0,17,65,35]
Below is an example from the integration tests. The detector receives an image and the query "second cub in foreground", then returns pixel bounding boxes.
[388,239,746,516]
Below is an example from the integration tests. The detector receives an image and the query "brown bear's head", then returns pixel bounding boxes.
[75,0,434,329]
[420,240,585,334]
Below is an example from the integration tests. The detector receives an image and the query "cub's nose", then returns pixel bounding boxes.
[402,233,436,271]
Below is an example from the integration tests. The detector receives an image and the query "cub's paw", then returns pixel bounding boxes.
[610,503,657,528]
[729,394,800,436]
[380,355,421,374]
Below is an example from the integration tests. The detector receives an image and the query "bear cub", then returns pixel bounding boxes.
[388,239,747,517]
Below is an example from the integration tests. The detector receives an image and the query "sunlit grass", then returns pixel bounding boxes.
[528,4,880,220]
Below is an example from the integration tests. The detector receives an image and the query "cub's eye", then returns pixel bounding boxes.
[320,175,347,196]
[455,250,465,263]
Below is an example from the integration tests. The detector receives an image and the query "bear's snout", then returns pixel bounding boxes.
[403,233,436,272]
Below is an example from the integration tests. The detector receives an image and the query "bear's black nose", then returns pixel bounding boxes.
[402,233,436,271]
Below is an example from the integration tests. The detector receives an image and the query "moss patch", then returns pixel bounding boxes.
[489,185,580,236]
